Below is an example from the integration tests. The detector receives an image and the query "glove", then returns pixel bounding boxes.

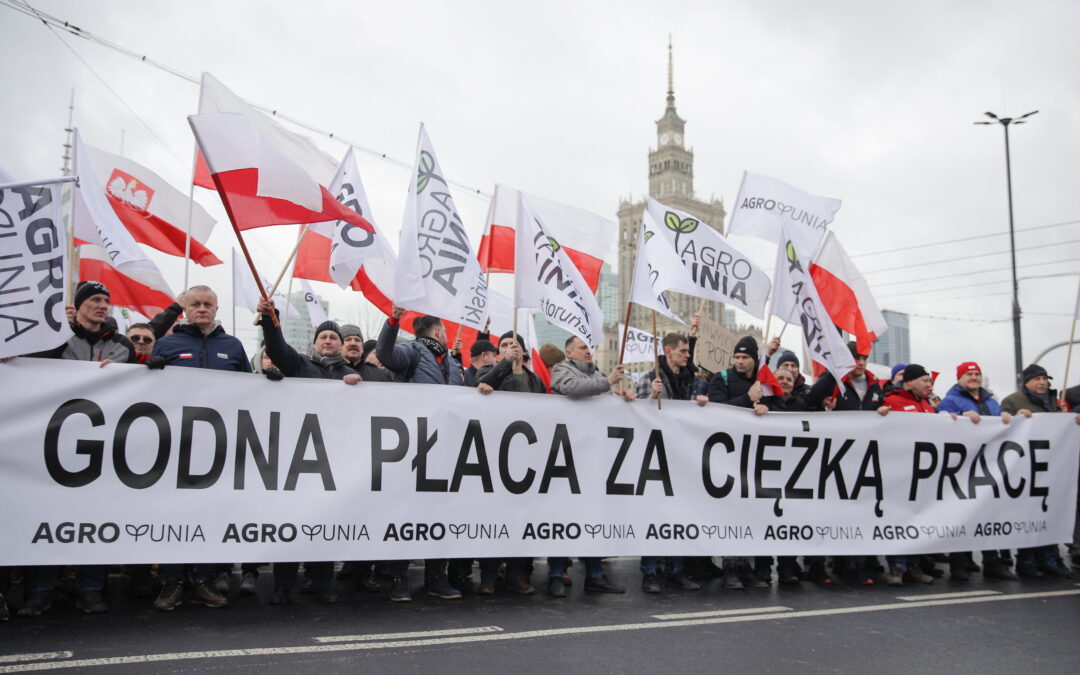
[265,367,284,382]
[145,356,167,370]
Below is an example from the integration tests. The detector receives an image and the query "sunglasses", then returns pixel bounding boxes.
[129,335,154,344]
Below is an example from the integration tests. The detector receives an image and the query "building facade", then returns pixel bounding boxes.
[868,309,910,367]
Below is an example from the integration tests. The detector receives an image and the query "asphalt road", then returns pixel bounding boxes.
[1,557,1078,673]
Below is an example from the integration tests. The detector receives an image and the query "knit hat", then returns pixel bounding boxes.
[776,350,799,371]
[956,361,981,380]
[339,324,363,340]
[890,363,908,380]
[499,330,527,353]
[1065,384,1080,412]
[847,340,867,359]
[733,335,758,368]
[470,339,498,358]
[539,343,565,368]
[313,320,342,342]
[1021,363,1051,385]
[903,363,930,383]
[74,281,109,309]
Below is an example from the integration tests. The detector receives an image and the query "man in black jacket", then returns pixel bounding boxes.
[476,332,547,394]
[341,324,391,383]
[257,300,361,604]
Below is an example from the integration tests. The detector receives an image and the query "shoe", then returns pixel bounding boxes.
[389,577,412,603]
[805,562,834,585]
[18,590,52,617]
[214,571,231,594]
[240,572,257,595]
[1001,552,1015,566]
[642,573,661,594]
[667,572,701,591]
[191,580,228,608]
[477,580,495,595]
[842,567,874,585]
[928,553,948,563]
[919,561,945,578]
[741,572,769,589]
[983,560,1018,581]
[75,589,108,614]
[427,578,463,600]
[584,574,625,593]
[153,581,183,612]
[903,568,934,585]
[547,577,567,598]
[357,576,382,593]
[0,594,8,622]
[885,566,904,587]
[721,569,744,590]
[1017,564,1044,579]
[950,564,970,582]
[317,590,339,604]
[1038,561,1074,579]
[268,588,292,605]
[301,577,315,594]
[506,578,536,595]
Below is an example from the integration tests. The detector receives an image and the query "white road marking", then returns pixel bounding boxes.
[653,606,793,620]
[313,626,502,643]
[895,590,1001,602]
[0,656,71,666]
[3,589,1078,673]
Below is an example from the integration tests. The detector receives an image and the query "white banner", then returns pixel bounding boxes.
[645,198,772,319]
[617,324,658,365]
[1,359,1077,565]
[728,171,841,257]
[0,179,72,359]
[395,124,488,329]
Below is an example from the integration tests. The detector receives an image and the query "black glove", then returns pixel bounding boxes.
[264,367,284,382]
[145,356,167,370]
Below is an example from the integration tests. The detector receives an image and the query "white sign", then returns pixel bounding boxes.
[617,323,658,364]
[1,359,1076,565]
[0,179,72,358]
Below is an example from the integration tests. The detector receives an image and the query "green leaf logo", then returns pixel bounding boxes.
[785,240,803,272]
[664,211,698,233]
[416,151,436,194]
[644,231,655,243]
[547,236,561,251]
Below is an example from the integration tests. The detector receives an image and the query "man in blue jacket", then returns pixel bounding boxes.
[935,361,1018,581]
[150,286,247,612]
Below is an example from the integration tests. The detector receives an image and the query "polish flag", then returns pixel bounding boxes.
[478,184,615,292]
[83,144,221,266]
[187,74,374,235]
[757,363,785,398]
[73,131,175,316]
[808,231,887,356]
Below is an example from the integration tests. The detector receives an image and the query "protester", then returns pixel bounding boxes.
[636,333,705,594]
[1067,385,1080,569]
[1000,365,1073,579]
[545,335,631,597]
[125,323,156,362]
[376,306,469,601]
[466,339,500,387]
[341,324,391,383]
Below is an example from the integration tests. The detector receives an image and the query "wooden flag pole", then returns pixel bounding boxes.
[617,301,634,365]
[652,308,662,410]
[250,225,311,326]
[1063,319,1076,399]
[208,172,279,327]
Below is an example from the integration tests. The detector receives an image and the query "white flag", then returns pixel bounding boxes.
[645,198,772,318]
[515,193,605,349]
[628,211,694,323]
[770,222,855,383]
[306,148,387,288]
[617,324,658,365]
[232,249,292,318]
[728,171,841,258]
[394,125,488,329]
[0,177,73,358]
[299,279,328,327]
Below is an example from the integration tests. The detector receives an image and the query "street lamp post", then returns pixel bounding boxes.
[975,109,1038,387]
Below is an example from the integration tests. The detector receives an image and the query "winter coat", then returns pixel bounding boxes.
[936,384,1003,416]
[805,370,886,411]
[476,358,547,394]
[550,358,611,398]
[707,367,780,410]
[883,388,936,413]
[1000,388,1058,415]
[147,302,184,339]
[635,360,706,401]
[28,322,137,364]
[375,319,465,386]
[258,315,357,381]
[153,323,250,372]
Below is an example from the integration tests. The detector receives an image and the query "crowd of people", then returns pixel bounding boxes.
[1,280,1078,621]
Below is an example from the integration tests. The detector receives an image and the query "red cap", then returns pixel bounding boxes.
[956,361,980,380]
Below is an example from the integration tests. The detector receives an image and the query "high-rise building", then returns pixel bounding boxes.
[281,289,331,355]
[611,40,727,371]
[869,310,910,367]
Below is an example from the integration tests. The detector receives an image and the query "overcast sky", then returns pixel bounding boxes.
[2,0,1078,394]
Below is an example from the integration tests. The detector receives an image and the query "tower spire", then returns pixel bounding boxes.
[666,34,675,109]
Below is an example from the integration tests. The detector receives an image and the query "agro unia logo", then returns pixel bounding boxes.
[107,169,154,212]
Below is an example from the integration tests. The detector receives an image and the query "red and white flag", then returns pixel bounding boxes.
[187,74,374,235]
[479,184,615,292]
[83,144,221,266]
[808,231,887,355]
[757,362,785,398]
[73,131,175,317]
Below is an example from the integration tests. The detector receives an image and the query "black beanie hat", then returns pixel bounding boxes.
[776,350,799,370]
[733,335,758,366]
[470,339,498,357]
[499,330,527,353]
[74,281,109,310]
[1021,364,1051,385]
[339,324,363,340]
[903,363,930,382]
[313,320,342,343]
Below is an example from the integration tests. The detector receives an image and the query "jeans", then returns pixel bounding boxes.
[1017,545,1061,568]
[640,557,685,575]
[27,565,105,593]
[479,558,532,582]
[272,561,333,591]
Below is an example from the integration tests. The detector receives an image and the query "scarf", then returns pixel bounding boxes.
[418,336,446,358]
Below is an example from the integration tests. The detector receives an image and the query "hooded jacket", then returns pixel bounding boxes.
[375,319,465,386]
[805,369,886,411]
[550,358,611,398]
[28,322,137,364]
[153,323,250,372]
[936,383,1003,416]
[883,387,936,413]
[258,314,357,381]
